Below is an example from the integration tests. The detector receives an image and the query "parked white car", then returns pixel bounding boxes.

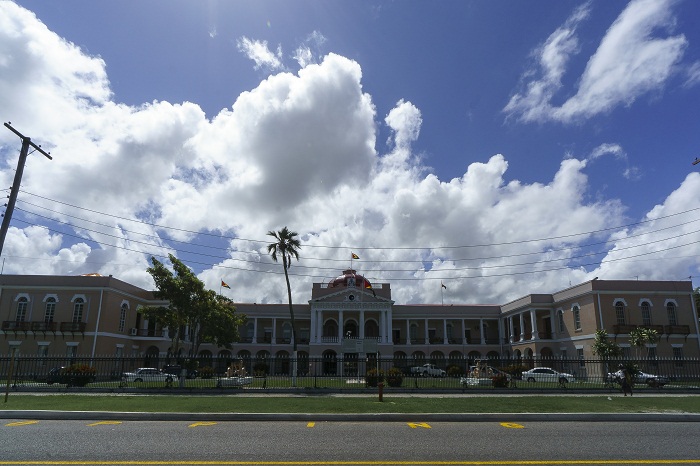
[410,364,446,377]
[607,369,669,387]
[121,368,174,384]
[522,367,575,384]
[216,376,253,388]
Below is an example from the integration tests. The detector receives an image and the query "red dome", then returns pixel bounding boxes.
[328,269,372,289]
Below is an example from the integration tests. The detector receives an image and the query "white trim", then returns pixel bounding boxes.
[43,294,59,303]
[638,298,652,307]
[66,342,79,347]
[570,303,580,312]
[664,299,678,307]
[116,344,125,348]
[37,341,50,346]
[671,343,684,348]
[575,344,583,349]
[120,300,130,309]
[14,293,30,302]
[71,294,87,303]
[613,298,628,306]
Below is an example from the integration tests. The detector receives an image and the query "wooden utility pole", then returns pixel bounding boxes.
[0,122,52,258]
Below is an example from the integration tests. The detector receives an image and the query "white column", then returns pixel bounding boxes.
[252,318,258,344]
[508,316,514,343]
[530,310,539,340]
[272,318,277,344]
[461,319,467,344]
[550,309,556,338]
[424,318,429,344]
[519,313,525,342]
[406,320,411,345]
[316,310,323,343]
[498,318,503,346]
[360,309,365,339]
[338,310,344,341]
[443,320,448,344]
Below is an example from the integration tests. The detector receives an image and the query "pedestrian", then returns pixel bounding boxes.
[620,364,633,397]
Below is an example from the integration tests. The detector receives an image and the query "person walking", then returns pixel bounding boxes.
[620,364,633,396]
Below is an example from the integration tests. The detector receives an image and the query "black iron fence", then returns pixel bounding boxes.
[2,355,699,391]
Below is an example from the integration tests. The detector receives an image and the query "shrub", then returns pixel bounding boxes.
[447,365,463,378]
[492,373,509,388]
[386,367,404,387]
[501,364,527,379]
[253,362,269,376]
[198,366,214,379]
[61,364,97,387]
[365,368,385,387]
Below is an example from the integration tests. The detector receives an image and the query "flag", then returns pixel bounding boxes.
[221,280,231,289]
[352,252,360,259]
[441,281,447,290]
[365,281,376,297]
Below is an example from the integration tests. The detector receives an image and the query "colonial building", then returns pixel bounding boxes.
[1,271,698,368]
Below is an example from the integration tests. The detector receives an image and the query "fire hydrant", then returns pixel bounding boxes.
[378,382,384,402]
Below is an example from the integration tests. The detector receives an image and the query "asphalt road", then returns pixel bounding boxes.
[2,418,700,465]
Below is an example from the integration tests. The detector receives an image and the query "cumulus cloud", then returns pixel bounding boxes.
[1,1,699,307]
[236,36,284,72]
[504,0,688,124]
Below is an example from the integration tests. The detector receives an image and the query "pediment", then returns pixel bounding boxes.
[310,287,387,304]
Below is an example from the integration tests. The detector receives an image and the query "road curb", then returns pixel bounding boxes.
[2,410,699,422]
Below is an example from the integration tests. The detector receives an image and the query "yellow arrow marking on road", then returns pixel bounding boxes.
[500,422,524,428]
[87,421,122,426]
[5,420,38,427]
[307,422,315,428]
[407,422,432,429]
[189,422,217,427]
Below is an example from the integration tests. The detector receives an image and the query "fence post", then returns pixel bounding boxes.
[4,347,17,403]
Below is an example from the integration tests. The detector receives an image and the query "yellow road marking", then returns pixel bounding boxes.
[87,421,122,426]
[407,422,432,429]
[500,422,524,429]
[4,420,39,427]
[307,422,315,428]
[0,460,700,465]
[189,422,217,427]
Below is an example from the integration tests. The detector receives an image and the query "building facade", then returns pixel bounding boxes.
[2,271,699,368]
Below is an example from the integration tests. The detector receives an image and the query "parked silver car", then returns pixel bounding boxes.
[607,369,669,387]
[121,367,174,384]
[522,367,576,384]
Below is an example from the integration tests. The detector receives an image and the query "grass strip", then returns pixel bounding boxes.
[2,395,700,414]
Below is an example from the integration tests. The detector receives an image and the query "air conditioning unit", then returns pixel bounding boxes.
[129,328,138,336]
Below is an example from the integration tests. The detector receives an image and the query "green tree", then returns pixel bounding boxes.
[592,329,622,378]
[143,254,245,357]
[267,227,301,385]
[629,326,659,361]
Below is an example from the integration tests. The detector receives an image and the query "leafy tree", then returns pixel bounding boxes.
[267,227,301,385]
[629,326,659,361]
[592,329,622,377]
[143,254,245,357]
[592,329,622,360]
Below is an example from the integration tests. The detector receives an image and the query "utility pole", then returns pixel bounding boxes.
[0,122,52,258]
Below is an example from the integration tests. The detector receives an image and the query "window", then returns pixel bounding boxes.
[72,298,84,323]
[647,346,657,366]
[44,298,56,323]
[37,345,48,357]
[558,310,565,332]
[573,306,581,331]
[66,345,78,358]
[577,348,585,367]
[118,303,127,332]
[115,346,124,358]
[673,347,684,367]
[615,301,626,326]
[15,297,28,322]
[641,302,651,326]
[667,302,677,325]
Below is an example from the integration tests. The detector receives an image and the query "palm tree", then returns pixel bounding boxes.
[267,226,301,385]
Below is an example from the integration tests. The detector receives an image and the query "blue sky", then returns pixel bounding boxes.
[1,0,699,305]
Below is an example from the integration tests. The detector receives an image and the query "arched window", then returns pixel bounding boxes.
[15,297,28,322]
[72,298,84,323]
[44,297,56,323]
[573,305,581,331]
[557,310,565,332]
[615,301,626,326]
[281,322,292,343]
[667,302,678,326]
[119,303,128,332]
[641,302,652,326]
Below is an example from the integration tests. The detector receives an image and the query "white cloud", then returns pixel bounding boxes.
[1,1,699,307]
[236,36,284,72]
[504,0,688,124]
[684,61,700,88]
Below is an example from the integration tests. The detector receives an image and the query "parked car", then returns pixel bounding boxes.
[45,366,96,387]
[460,365,511,386]
[409,363,446,377]
[607,369,669,387]
[162,365,198,379]
[121,368,174,384]
[216,376,253,388]
[522,367,576,384]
